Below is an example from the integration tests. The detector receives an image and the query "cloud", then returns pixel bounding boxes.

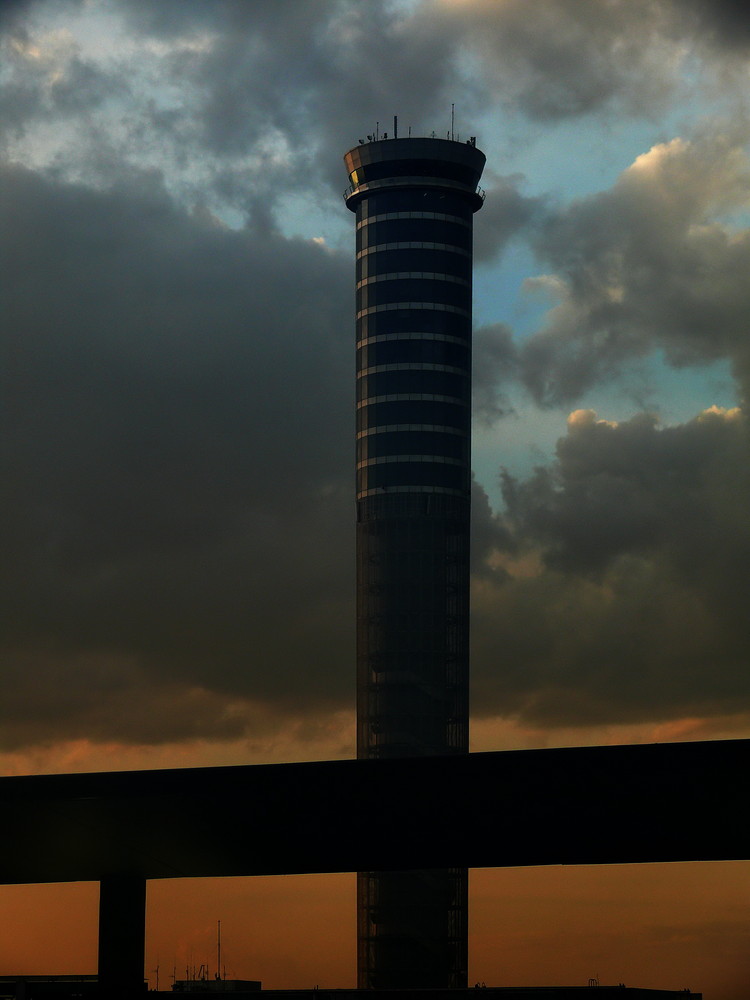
[677,0,750,52]
[7,0,738,217]
[436,0,750,124]
[472,322,518,425]
[472,405,750,727]
[0,1,480,228]
[4,0,750,237]
[0,21,129,146]
[1,163,355,748]
[473,174,544,263]
[436,0,683,121]
[519,125,750,405]
[4,0,750,759]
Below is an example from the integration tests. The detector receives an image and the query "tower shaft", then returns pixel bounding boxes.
[344,136,485,989]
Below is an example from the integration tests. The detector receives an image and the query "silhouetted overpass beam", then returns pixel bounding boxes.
[1,740,747,886]
[2,741,746,999]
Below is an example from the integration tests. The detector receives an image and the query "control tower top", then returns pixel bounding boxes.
[343,135,486,212]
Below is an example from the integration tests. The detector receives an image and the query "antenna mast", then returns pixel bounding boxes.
[451,103,455,141]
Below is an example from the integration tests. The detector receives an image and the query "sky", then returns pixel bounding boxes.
[2,0,750,994]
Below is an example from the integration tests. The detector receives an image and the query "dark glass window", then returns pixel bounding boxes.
[363,190,473,217]
[357,219,472,252]
[357,339,469,370]
[357,279,470,312]
[358,309,470,340]
[357,491,469,522]
[357,249,471,282]
[354,158,478,187]
[358,462,467,492]
[358,431,468,462]
[357,399,470,431]
[358,369,468,401]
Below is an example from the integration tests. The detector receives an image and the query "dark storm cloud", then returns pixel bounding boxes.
[110,0,462,197]
[116,0,682,185]
[472,406,750,726]
[1,164,353,749]
[0,19,127,146]
[5,0,750,754]
[436,0,750,123]
[0,0,698,217]
[472,322,517,424]
[0,0,72,29]
[679,0,750,51]
[4,0,749,226]
[473,175,544,264]
[519,126,750,406]
[470,479,516,584]
[426,0,685,122]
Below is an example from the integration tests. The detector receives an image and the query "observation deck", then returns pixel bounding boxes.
[344,136,486,213]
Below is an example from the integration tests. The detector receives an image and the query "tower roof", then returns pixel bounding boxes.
[344,136,486,212]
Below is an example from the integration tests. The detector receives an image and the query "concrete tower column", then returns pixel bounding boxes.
[344,135,486,989]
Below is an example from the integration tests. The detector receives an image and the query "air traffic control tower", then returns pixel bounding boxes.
[344,130,486,989]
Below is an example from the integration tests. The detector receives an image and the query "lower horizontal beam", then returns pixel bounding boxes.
[0,739,747,884]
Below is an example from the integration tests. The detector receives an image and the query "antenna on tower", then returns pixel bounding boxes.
[451,103,455,141]
[394,115,398,139]
[217,920,221,981]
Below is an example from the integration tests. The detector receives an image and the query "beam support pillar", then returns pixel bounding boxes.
[98,874,146,998]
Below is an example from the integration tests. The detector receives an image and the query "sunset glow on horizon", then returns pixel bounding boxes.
[5,863,750,996]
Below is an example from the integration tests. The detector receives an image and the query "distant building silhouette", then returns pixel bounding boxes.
[0,977,705,999]
[344,131,486,989]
